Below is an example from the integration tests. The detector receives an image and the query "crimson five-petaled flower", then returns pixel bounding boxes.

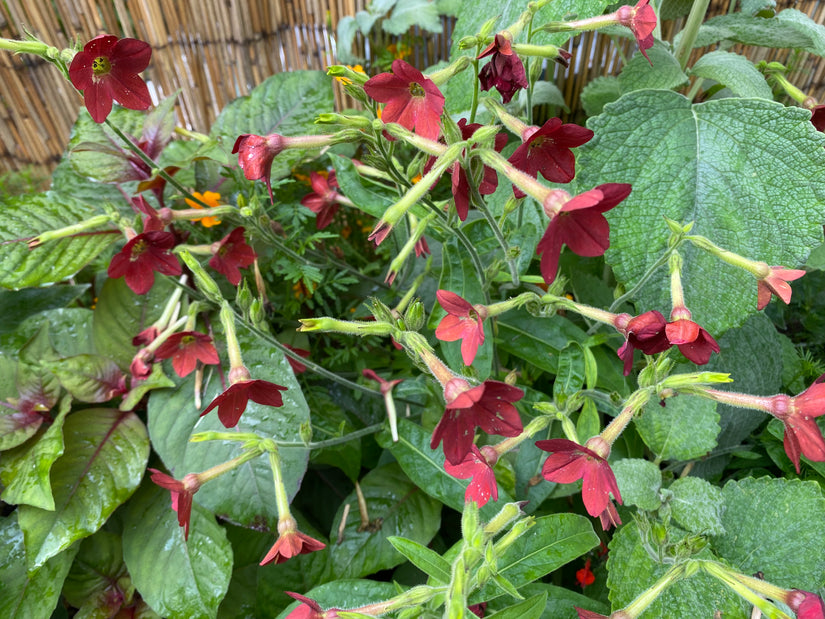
[69,35,152,123]
[617,310,671,376]
[538,438,623,526]
[209,226,257,286]
[757,266,805,310]
[777,382,825,473]
[788,589,825,619]
[444,445,499,507]
[260,518,326,566]
[301,171,343,230]
[108,231,182,295]
[477,34,529,104]
[200,379,288,428]
[364,59,446,142]
[616,0,657,63]
[435,290,488,367]
[431,378,524,466]
[665,310,720,365]
[154,331,220,378]
[149,469,201,540]
[537,183,632,285]
[284,592,340,619]
[232,133,286,203]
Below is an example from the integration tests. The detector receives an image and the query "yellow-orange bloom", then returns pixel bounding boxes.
[186,191,222,227]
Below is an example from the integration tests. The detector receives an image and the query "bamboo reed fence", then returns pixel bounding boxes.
[0,0,823,175]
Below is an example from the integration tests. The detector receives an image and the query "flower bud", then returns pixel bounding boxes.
[404,299,426,331]
[177,249,223,305]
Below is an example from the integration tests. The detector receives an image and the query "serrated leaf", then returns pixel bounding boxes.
[635,395,719,461]
[669,476,725,535]
[9,308,96,359]
[685,13,816,51]
[0,285,89,336]
[618,42,688,93]
[689,51,773,99]
[17,408,149,569]
[712,477,825,590]
[578,91,825,335]
[612,458,662,511]
[123,484,233,619]
[775,8,825,55]
[581,76,622,117]
[210,72,334,182]
[0,515,78,618]
[388,536,451,584]
[68,107,145,183]
[382,0,442,35]
[46,354,124,403]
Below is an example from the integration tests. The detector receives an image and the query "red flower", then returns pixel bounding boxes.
[130,348,154,381]
[362,368,403,394]
[260,521,326,566]
[576,559,596,588]
[284,344,311,374]
[434,290,488,366]
[444,445,499,507]
[537,437,622,521]
[68,35,152,123]
[508,118,594,190]
[431,378,524,465]
[757,266,805,310]
[284,592,340,619]
[200,379,288,428]
[617,310,671,375]
[575,609,608,619]
[415,236,430,257]
[149,469,201,540]
[301,171,343,230]
[477,34,529,104]
[209,227,257,286]
[777,383,825,472]
[155,331,220,378]
[788,590,825,619]
[810,105,825,132]
[665,311,720,365]
[469,602,487,618]
[132,325,160,347]
[536,184,632,285]
[364,59,446,141]
[451,119,508,221]
[616,0,657,63]
[232,133,286,203]
[598,500,622,531]
[108,231,182,295]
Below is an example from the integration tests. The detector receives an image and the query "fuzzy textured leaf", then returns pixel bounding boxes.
[669,476,725,535]
[612,458,662,511]
[689,51,773,99]
[618,42,688,94]
[636,394,720,461]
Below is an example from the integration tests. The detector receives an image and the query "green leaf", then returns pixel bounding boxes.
[0,285,88,336]
[0,192,117,289]
[6,308,96,359]
[67,107,145,183]
[500,582,610,618]
[62,530,130,613]
[123,484,233,619]
[0,515,78,618]
[635,394,719,461]
[581,76,622,117]
[306,388,362,482]
[517,81,569,112]
[17,408,149,569]
[576,398,601,443]
[275,580,398,619]
[612,458,662,511]
[335,17,361,64]
[497,309,587,375]
[686,13,817,51]
[618,42,688,94]
[712,477,825,590]
[775,8,825,55]
[380,418,512,520]
[382,0,443,34]
[210,72,334,181]
[387,536,452,584]
[514,427,556,512]
[0,409,44,451]
[0,403,69,509]
[45,354,124,403]
[669,476,725,535]
[148,323,310,532]
[329,153,394,219]
[486,592,547,619]
[579,91,825,334]
[553,344,586,400]
[689,51,773,99]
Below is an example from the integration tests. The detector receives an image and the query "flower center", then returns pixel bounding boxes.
[92,56,111,77]
[180,335,196,347]
[409,82,426,98]
[130,239,148,261]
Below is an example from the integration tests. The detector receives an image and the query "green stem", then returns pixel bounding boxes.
[673,0,711,70]
[608,243,681,313]
[469,54,481,123]
[198,447,263,483]
[191,422,386,449]
[268,449,292,518]
[469,179,520,287]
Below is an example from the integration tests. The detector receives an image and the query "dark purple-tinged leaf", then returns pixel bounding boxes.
[140,95,178,159]
[0,409,44,451]
[63,530,133,615]
[45,354,125,403]
[17,408,149,569]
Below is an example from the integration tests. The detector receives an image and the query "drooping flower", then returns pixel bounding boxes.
[301,171,343,229]
[469,603,487,618]
[209,227,257,286]
[431,378,524,465]
[260,517,326,566]
[537,437,622,521]
[451,119,507,220]
[810,105,825,132]
[155,331,220,378]
[284,344,311,374]
[756,266,805,310]
[574,609,609,619]
[232,133,286,203]
[576,559,596,588]
[434,290,488,366]
[477,34,529,104]
[200,379,288,428]
[616,0,657,63]
[362,368,403,394]
[68,35,152,123]
[186,190,223,227]
[617,310,671,375]
[364,59,446,141]
[777,382,825,472]
[108,231,182,295]
[444,445,499,507]
[130,348,154,381]
[536,183,632,285]
[788,589,825,619]
[284,592,340,619]
[149,469,201,540]
[508,118,594,189]
[665,309,720,365]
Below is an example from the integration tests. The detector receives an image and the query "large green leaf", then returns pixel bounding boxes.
[123,485,233,619]
[612,458,662,511]
[17,408,149,569]
[689,51,773,99]
[210,71,334,181]
[148,323,310,532]
[62,530,132,616]
[45,354,125,403]
[329,153,395,219]
[0,285,89,336]
[382,0,443,34]
[0,192,118,289]
[686,11,821,53]
[67,107,145,183]
[578,91,825,334]
[712,477,825,591]
[635,394,719,461]
[497,309,588,375]
[274,580,398,619]
[669,476,725,535]
[617,42,688,94]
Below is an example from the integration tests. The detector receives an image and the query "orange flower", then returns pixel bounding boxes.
[186,190,222,227]
[334,64,366,85]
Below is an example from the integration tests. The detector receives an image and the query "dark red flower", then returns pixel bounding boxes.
[575,609,608,619]
[665,313,720,365]
[452,119,508,220]
[284,592,340,619]
[434,290,488,366]
[536,184,632,285]
[284,344,311,374]
[108,231,182,295]
[788,589,825,619]
[469,602,487,618]
[617,310,671,375]
[757,266,805,310]
[444,445,499,507]
[301,171,343,230]
[209,227,257,286]
[149,469,201,540]
[431,378,524,465]
[810,105,825,132]
[415,236,430,257]
[598,500,622,531]
[777,383,825,472]
[155,331,220,378]
[68,35,152,123]
[232,133,286,203]
[508,118,594,190]
[130,348,154,381]
[477,34,529,104]
[132,325,159,347]
[364,59,446,141]
[538,437,622,520]
[576,559,596,588]
[362,368,403,395]
[260,524,326,566]
[616,0,657,63]
[200,379,288,428]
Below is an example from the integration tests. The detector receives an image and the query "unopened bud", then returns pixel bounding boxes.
[404,299,425,331]
[178,249,223,305]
